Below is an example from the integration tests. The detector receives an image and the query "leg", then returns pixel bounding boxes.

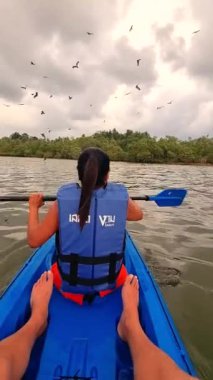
[0,271,53,380]
[118,275,198,380]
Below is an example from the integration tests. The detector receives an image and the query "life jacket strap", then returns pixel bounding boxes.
[60,269,121,286]
[57,252,123,286]
[58,252,123,264]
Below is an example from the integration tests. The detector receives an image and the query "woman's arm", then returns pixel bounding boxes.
[127,198,143,221]
[27,194,59,248]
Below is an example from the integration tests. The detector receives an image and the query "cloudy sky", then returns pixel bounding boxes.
[0,0,212,140]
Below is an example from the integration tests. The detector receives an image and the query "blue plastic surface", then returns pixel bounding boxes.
[0,233,196,379]
[149,188,187,207]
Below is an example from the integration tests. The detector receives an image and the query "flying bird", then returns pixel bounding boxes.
[33,92,38,99]
[41,110,45,115]
[41,133,46,138]
[21,86,27,90]
[136,84,141,91]
[68,128,71,130]
[137,59,141,66]
[18,103,25,105]
[30,61,35,65]
[129,25,133,32]
[192,29,200,34]
[43,76,48,78]
[157,106,164,110]
[87,32,94,35]
[72,61,79,69]
[49,95,53,98]
[90,104,93,107]
[68,96,72,100]
[167,100,173,105]
[125,92,131,96]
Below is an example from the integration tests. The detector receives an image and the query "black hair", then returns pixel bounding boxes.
[77,147,110,229]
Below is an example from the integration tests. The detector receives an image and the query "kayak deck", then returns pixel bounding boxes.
[28,286,126,379]
[0,233,196,379]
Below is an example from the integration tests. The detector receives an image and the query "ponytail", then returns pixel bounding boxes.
[77,147,110,229]
[78,156,98,229]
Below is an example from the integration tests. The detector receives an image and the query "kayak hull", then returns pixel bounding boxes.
[0,233,196,379]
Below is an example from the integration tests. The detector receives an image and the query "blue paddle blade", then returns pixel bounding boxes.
[149,189,187,207]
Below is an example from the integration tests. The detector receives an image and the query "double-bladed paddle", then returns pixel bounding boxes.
[0,189,187,207]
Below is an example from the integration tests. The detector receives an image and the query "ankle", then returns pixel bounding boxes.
[125,314,141,335]
[118,309,141,343]
[28,313,47,336]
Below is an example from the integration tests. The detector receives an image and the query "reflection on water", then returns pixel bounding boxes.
[0,156,213,379]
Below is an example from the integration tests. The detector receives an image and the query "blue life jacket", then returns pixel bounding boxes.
[56,182,128,294]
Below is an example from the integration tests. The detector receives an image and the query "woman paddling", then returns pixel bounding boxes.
[28,147,143,303]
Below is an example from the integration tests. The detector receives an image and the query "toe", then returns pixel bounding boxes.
[133,276,138,288]
[131,275,137,287]
[47,271,53,283]
[41,272,47,283]
[126,274,134,285]
[40,272,45,283]
[130,275,137,285]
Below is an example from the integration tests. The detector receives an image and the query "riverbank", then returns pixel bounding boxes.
[0,130,212,165]
[0,153,212,166]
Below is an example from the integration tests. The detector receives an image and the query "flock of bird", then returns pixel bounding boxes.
[1,27,201,137]
[3,60,80,118]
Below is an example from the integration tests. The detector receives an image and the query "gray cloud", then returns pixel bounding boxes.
[153,23,186,70]
[186,0,213,85]
[0,0,212,139]
[103,37,158,90]
[154,2,213,87]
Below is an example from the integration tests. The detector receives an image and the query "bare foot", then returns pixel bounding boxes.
[30,271,53,336]
[117,274,140,342]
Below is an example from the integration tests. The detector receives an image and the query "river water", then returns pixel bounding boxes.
[0,156,212,378]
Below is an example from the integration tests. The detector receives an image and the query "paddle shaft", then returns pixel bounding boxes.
[0,189,187,207]
[0,195,149,202]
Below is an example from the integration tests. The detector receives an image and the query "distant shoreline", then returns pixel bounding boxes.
[0,130,212,165]
[0,154,212,166]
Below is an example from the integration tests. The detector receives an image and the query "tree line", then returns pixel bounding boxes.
[0,130,212,164]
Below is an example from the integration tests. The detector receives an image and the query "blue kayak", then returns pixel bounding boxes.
[0,233,196,379]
